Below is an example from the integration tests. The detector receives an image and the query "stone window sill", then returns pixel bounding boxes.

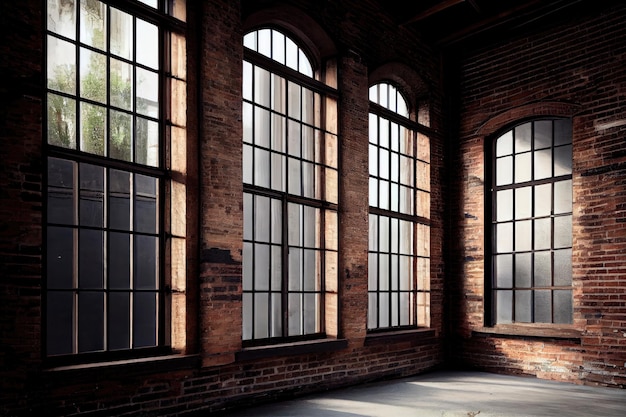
[365,328,436,346]
[236,338,348,361]
[473,324,582,341]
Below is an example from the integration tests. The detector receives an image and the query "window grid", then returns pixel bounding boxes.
[368,82,430,331]
[243,28,338,344]
[491,119,573,325]
[44,0,184,359]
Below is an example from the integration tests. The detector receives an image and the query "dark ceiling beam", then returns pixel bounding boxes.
[467,0,481,13]
[400,0,466,26]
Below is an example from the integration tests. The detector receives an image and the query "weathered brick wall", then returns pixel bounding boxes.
[446,2,626,387]
[0,0,445,415]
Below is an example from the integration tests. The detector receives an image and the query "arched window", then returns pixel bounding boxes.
[368,82,430,331]
[489,118,573,324]
[242,28,338,343]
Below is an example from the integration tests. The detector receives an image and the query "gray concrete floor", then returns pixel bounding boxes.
[218,370,626,417]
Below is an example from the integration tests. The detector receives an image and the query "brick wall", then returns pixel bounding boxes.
[0,0,445,415]
[446,2,626,387]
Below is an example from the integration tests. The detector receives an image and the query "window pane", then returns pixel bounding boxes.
[554,249,572,286]
[534,218,551,250]
[80,48,107,104]
[108,292,130,350]
[554,290,573,324]
[136,19,159,69]
[496,222,513,253]
[288,248,302,291]
[496,189,513,222]
[554,145,572,176]
[136,117,159,167]
[79,229,104,289]
[47,36,76,95]
[46,291,74,355]
[554,119,572,146]
[47,227,74,289]
[496,156,512,186]
[242,293,252,339]
[515,123,531,153]
[496,290,513,324]
[534,183,551,217]
[133,292,157,347]
[80,102,106,155]
[303,293,319,333]
[48,93,77,149]
[514,152,531,183]
[80,0,106,50]
[48,0,76,39]
[109,232,131,289]
[134,174,158,234]
[533,251,551,287]
[134,235,157,289]
[109,110,132,161]
[514,220,531,252]
[515,290,532,323]
[48,158,76,225]
[79,163,104,227]
[534,149,552,180]
[109,169,131,230]
[514,187,531,219]
[495,254,513,288]
[254,293,269,339]
[496,130,512,156]
[110,58,132,110]
[515,253,531,288]
[242,242,253,291]
[110,8,133,60]
[554,179,572,214]
[254,244,270,290]
[534,290,552,323]
[136,68,159,118]
[534,120,552,149]
[554,215,572,248]
[78,292,104,352]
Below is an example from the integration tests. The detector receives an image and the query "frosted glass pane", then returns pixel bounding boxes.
[379,254,389,290]
[243,61,253,101]
[287,81,301,119]
[515,186,532,219]
[496,290,513,324]
[48,93,77,149]
[110,58,133,110]
[288,248,301,291]
[242,293,252,339]
[271,198,282,244]
[554,249,572,286]
[554,215,572,248]
[303,294,318,333]
[534,149,552,180]
[379,216,389,252]
[495,254,513,288]
[515,123,531,152]
[271,246,281,291]
[79,229,104,289]
[515,290,532,323]
[496,131,512,156]
[242,242,252,291]
[254,106,270,149]
[288,293,302,335]
[515,220,531,252]
[534,290,552,323]
[534,184,551,217]
[534,218,551,250]
[254,195,270,242]
[496,189,513,222]
[134,235,157,289]
[515,253,531,288]
[534,120,552,149]
[496,156,513,186]
[254,244,269,290]
[136,19,158,69]
[254,148,270,188]
[368,253,378,289]
[554,145,572,176]
[287,157,300,195]
[110,8,133,60]
[554,180,572,214]
[109,232,130,289]
[554,290,572,324]
[515,152,531,183]
[369,214,378,251]
[47,36,76,94]
[48,0,76,39]
[496,222,513,253]
[80,102,105,155]
[379,292,389,328]
[379,148,389,180]
[534,251,551,287]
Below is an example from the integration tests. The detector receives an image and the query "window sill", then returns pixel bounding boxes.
[474,324,582,341]
[236,338,348,361]
[42,354,200,380]
[365,328,436,346]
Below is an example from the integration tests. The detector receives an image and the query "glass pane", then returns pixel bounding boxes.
[554,119,572,146]
[110,7,133,60]
[514,220,531,252]
[379,292,389,328]
[534,149,552,180]
[496,222,513,253]
[554,180,572,214]
[243,61,253,101]
[515,123,531,153]
[303,249,318,291]
[271,198,282,244]
[534,290,552,323]
[534,183,551,217]
[135,117,159,167]
[134,235,157,289]
[133,292,157,347]
[255,148,271,188]
[47,36,76,95]
[242,242,252,291]
[303,293,318,333]
[254,244,270,290]
[534,120,552,149]
[109,232,131,289]
[79,163,104,227]
[243,193,253,241]
[515,290,532,323]
[495,254,513,288]
[80,0,106,50]
[134,174,158,234]
[47,226,74,289]
[80,102,105,155]
[136,19,159,69]
[368,253,378,290]
[136,68,159,118]
[80,48,106,103]
[534,218,551,250]
[288,248,302,291]
[288,293,302,336]
[109,169,131,230]
[515,253,531,288]
[242,293,252,339]
[287,157,300,195]
[48,93,77,148]
[496,290,513,324]
[271,246,281,291]
[515,187,531,219]
[496,130,512,156]
[254,106,270,148]
[554,249,572,286]
[48,158,75,225]
[48,0,76,39]
[554,215,572,248]
[79,229,104,288]
[254,293,269,339]
[78,291,104,352]
[271,113,286,152]
[496,156,512,186]
[514,152,531,183]
[46,290,74,355]
[534,251,551,287]
[496,189,513,222]
[554,145,572,176]
[368,292,377,329]
[110,58,132,110]
[287,81,301,119]
[109,110,132,161]
[108,292,130,350]
[554,290,573,324]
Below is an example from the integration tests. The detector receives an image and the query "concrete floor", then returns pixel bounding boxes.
[217,370,626,417]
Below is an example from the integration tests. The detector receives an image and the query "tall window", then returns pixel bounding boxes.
[242,28,338,343]
[45,0,186,358]
[489,119,573,324]
[368,83,430,331]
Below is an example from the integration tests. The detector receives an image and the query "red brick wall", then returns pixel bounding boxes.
[0,0,445,415]
[446,2,626,387]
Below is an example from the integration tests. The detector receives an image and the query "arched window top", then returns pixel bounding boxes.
[244,28,313,78]
[369,82,409,118]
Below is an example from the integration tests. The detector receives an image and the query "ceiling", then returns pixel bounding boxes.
[380,0,591,47]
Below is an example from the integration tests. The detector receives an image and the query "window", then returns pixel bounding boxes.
[489,119,573,324]
[368,82,430,331]
[242,28,338,344]
[45,0,186,358]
